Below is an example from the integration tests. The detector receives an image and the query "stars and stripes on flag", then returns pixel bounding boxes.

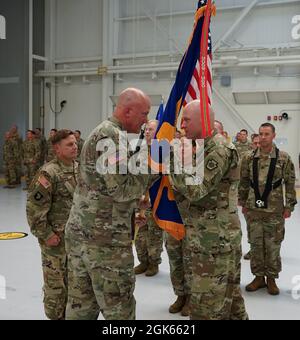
[149,0,216,240]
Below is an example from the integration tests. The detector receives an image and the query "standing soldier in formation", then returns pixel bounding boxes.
[65,88,157,320]
[234,129,252,159]
[9,124,23,185]
[134,120,164,277]
[244,133,260,260]
[26,130,78,320]
[3,132,19,188]
[214,120,248,320]
[46,129,57,162]
[74,130,85,162]
[239,123,297,295]
[170,101,246,320]
[35,128,47,167]
[22,130,41,189]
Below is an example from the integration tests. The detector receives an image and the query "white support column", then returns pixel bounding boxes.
[213,0,259,52]
[44,0,57,133]
[101,0,115,119]
[28,0,33,129]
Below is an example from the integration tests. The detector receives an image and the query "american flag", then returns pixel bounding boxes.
[149,0,215,240]
[183,0,214,137]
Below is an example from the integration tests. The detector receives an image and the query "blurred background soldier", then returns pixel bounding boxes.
[234,129,252,159]
[9,124,23,185]
[35,128,47,167]
[239,123,297,296]
[134,120,164,277]
[22,130,41,190]
[74,130,85,162]
[27,130,78,320]
[244,133,260,260]
[214,120,248,320]
[46,129,57,162]
[3,132,19,188]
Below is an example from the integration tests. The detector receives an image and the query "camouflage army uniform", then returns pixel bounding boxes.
[65,117,155,320]
[135,207,163,267]
[37,135,47,167]
[234,141,252,160]
[170,131,238,320]
[165,193,192,300]
[22,139,41,187]
[10,132,23,184]
[239,146,297,279]
[46,138,55,162]
[76,138,85,162]
[26,159,78,320]
[214,134,248,320]
[3,138,19,185]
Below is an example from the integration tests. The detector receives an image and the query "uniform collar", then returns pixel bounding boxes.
[255,146,277,159]
[56,157,76,171]
[109,116,123,130]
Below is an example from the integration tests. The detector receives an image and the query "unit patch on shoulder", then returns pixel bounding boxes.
[38,175,51,189]
[34,192,44,201]
[206,159,218,171]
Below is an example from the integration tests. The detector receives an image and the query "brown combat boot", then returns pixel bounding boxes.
[145,263,159,277]
[246,276,267,292]
[244,251,251,260]
[181,294,191,316]
[267,278,280,296]
[134,262,148,275]
[169,295,186,314]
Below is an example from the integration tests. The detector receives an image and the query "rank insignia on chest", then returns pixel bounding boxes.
[206,159,218,171]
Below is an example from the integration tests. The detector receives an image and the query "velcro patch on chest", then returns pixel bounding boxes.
[206,159,218,171]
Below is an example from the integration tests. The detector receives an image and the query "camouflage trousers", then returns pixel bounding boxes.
[4,162,18,185]
[25,163,39,187]
[223,211,248,320]
[40,243,67,320]
[165,229,192,297]
[65,238,136,320]
[135,216,163,265]
[246,210,285,279]
[185,217,233,320]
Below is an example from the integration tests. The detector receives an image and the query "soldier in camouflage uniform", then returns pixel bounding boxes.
[165,204,192,316]
[65,88,157,320]
[74,130,85,162]
[234,129,252,159]
[3,132,18,188]
[134,120,164,277]
[26,130,78,320]
[35,128,47,167]
[169,101,243,320]
[46,129,57,162]
[9,124,23,185]
[214,121,248,320]
[239,123,297,295]
[22,130,41,189]
[243,133,260,260]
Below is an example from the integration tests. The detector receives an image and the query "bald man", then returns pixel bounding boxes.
[65,88,156,320]
[169,100,247,320]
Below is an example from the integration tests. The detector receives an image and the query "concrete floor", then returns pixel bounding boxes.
[0,186,299,320]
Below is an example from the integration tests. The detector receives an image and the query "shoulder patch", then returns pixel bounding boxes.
[34,191,44,201]
[38,175,51,189]
[206,159,218,171]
